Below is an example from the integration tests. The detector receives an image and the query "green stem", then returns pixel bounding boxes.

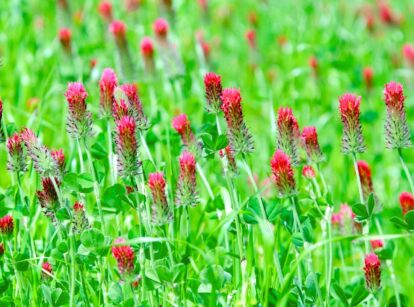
[374,218,400,307]
[291,197,323,305]
[196,163,214,200]
[242,159,284,286]
[83,140,106,233]
[107,122,115,185]
[69,233,76,307]
[398,149,414,194]
[352,153,369,254]
[140,131,155,166]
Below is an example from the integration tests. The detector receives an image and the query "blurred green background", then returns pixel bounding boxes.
[1,0,414,303]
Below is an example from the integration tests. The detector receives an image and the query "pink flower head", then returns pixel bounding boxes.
[51,149,65,177]
[0,215,14,235]
[399,192,414,215]
[115,116,140,177]
[148,172,170,224]
[196,31,211,60]
[378,1,396,25]
[7,133,27,173]
[331,213,341,226]
[364,253,381,291]
[357,160,375,201]
[37,177,60,223]
[99,68,118,116]
[140,37,154,58]
[302,165,315,179]
[20,129,59,177]
[198,0,208,12]
[74,201,84,212]
[42,262,53,278]
[204,72,223,113]
[245,29,256,49]
[73,201,89,233]
[370,240,383,250]
[120,84,148,129]
[363,67,373,90]
[153,18,169,39]
[176,151,198,207]
[301,126,323,163]
[276,107,300,165]
[219,145,238,175]
[125,0,140,12]
[332,204,361,234]
[110,20,127,45]
[221,88,254,155]
[64,82,93,139]
[402,44,414,65]
[112,238,135,275]
[338,93,365,154]
[309,56,318,74]
[58,28,71,53]
[270,149,296,197]
[383,81,411,149]
[172,114,196,148]
[112,97,129,121]
[140,37,155,73]
[98,1,113,22]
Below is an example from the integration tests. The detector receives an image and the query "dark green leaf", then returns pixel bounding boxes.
[81,228,104,249]
[332,283,349,306]
[350,286,369,306]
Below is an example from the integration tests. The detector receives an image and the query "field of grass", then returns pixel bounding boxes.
[1,0,414,306]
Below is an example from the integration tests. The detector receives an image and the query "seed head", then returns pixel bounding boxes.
[357,160,375,201]
[37,178,60,223]
[65,82,93,139]
[301,126,323,163]
[148,172,170,225]
[172,114,197,149]
[115,116,141,177]
[51,149,65,177]
[20,128,60,177]
[270,149,296,197]
[221,88,254,155]
[276,107,300,165]
[176,151,198,207]
[7,133,27,173]
[73,201,90,233]
[364,253,381,291]
[338,93,365,154]
[204,72,223,113]
[383,81,411,149]
[119,84,149,130]
[219,145,238,175]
